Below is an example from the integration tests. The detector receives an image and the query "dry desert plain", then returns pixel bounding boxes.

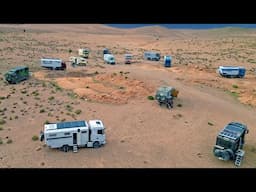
[0,24,255,168]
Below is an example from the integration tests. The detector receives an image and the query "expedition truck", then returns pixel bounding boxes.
[213,122,249,167]
[40,120,106,152]
[144,52,161,61]
[218,66,246,78]
[4,66,29,84]
[40,58,66,70]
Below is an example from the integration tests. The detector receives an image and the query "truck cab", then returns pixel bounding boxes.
[213,122,249,166]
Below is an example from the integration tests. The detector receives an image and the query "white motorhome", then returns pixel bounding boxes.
[40,120,106,152]
[40,58,66,70]
[104,54,115,65]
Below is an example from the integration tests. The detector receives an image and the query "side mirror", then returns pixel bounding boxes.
[246,129,249,134]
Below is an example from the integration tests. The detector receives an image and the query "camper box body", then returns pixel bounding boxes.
[218,66,246,78]
[164,56,172,67]
[78,49,90,58]
[104,54,115,64]
[43,120,106,150]
[144,52,161,61]
[40,58,66,70]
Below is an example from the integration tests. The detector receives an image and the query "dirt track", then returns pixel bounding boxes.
[0,24,255,167]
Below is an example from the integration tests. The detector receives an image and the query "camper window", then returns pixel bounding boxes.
[81,131,87,133]
[64,132,70,135]
[49,134,57,137]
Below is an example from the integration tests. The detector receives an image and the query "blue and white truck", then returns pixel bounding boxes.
[144,52,161,61]
[218,66,246,78]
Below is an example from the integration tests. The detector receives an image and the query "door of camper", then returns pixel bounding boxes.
[73,133,77,145]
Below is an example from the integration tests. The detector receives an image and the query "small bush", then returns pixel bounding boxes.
[9,117,12,120]
[34,97,40,100]
[61,118,66,122]
[66,105,73,112]
[0,138,2,144]
[7,139,12,144]
[232,84,238,89]
[32,135,39,141]
[48,96,54,101]
[86,86,90,88]
[44,120,50,124]
[0,119,6,125]
[14,116,18,119]
[0,127,3,131]
[21,90,27,94]
[40,109,45,113]
[119,86,125,89]
[42,82,47,87]
[68,49,72,53]
[23,101,27,104]
[177,104,182,107]
[0,96,5,100]
[75,109,82,115]
[147,96,154,100]
[208,122,214,126]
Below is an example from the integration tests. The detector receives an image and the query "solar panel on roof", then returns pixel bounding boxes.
[57,121,86,129]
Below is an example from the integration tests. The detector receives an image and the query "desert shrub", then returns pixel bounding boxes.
[75,109,82,115]
[40,109,45,113]
[232,84,238,89]
[7,139,12,144]
[48,96,54,101]
[177,104,182,107]
[66,105,73,111]
[147,96,154,100]
[208,122,214,126]
[0,119,6,125]
[32,135,39,141]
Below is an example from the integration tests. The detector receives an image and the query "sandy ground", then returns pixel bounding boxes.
[0,24,255,168]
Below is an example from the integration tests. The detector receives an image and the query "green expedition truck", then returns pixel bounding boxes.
[4,66,29,84]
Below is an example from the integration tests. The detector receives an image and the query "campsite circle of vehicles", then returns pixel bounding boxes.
[2,48,251,167]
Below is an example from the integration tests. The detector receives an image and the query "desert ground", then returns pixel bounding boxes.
[0,24,255,168]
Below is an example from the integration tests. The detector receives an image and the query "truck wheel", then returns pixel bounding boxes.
[63,145,69,152]
[93,141,100,148]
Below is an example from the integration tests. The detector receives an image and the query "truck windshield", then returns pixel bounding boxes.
[216,137,235,149]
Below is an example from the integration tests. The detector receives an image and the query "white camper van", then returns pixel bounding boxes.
[104,54,115,65]
[40,120,106,152]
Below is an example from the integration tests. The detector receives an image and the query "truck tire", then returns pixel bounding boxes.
[93,141,100,148]
[63,145,69,152]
